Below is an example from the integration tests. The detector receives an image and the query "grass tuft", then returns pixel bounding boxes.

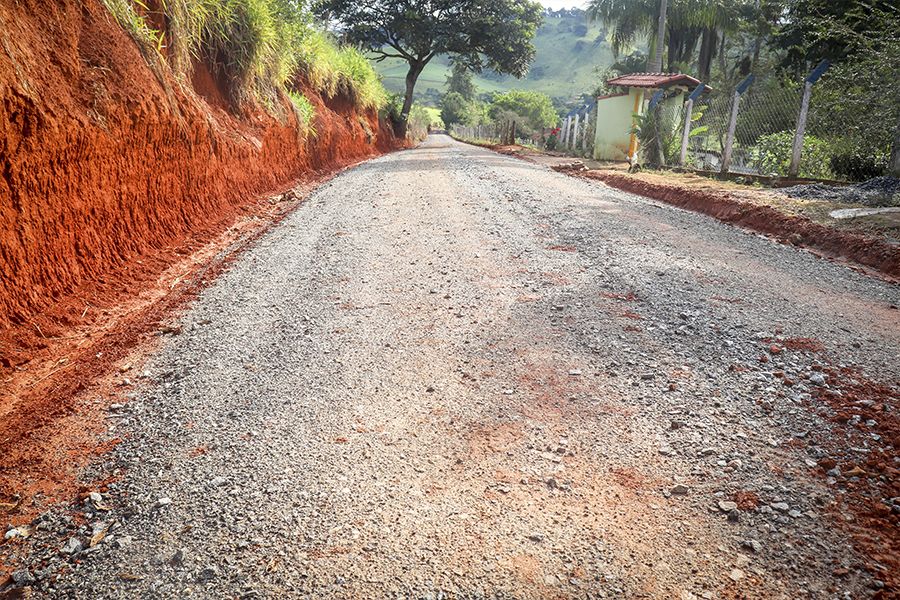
[288,90,316,135]
[98,0,388,114]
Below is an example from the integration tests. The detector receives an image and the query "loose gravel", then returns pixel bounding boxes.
[778,176,900,207]
[4,135,899,599]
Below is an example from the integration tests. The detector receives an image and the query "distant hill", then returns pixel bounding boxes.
[374,9,615,106]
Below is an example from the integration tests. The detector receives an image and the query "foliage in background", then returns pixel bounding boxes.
[488,90,557,135]
[99,0,388,116]
[373,8,617,107]
[440,92,478,128]
[749,131,833,179]
[406,105,441,141]
[315,0,543,135]
[445,63,477,102]
[829,147,889,182]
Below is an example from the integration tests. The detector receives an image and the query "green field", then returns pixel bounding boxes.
[375,9,615,107]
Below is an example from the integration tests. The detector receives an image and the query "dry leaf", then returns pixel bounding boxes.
[90,524,109,547]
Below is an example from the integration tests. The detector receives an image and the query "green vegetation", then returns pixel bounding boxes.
[316,0,543,136]
[488,91,557,133]
[375,9,616,107]
[99,0,388,117]
[749,131,834,179]
[287,90,316,133]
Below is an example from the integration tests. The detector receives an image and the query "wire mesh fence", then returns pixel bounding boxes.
[685,80,804,175]
[588,63,896,181]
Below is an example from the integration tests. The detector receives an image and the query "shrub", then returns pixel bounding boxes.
[749,131,834,179]
[487,90,557,135]
[830,148,888,182]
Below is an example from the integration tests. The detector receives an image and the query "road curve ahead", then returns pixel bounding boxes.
[44,135,899,597]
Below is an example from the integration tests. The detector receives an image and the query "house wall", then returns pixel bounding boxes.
[593,91,639,161]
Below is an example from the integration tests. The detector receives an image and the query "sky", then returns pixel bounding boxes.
[540,0,585,8]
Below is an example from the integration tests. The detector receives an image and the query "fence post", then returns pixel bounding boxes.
[571,113,581,152]
[561,116,570,146]
[679,84,705,166]
[721,74,754,174]
[582,105,593,154]
[789,60,830,177]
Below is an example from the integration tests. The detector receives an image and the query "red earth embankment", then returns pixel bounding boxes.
[0,0,399,511]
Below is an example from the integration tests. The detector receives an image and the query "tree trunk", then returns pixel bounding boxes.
[891,115,900,176]
[398,62,424,138]
[666,28,678,73]
[698,26,716,82]
[648,0,668,72]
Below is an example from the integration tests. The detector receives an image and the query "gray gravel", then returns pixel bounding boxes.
[5,135,899,598]
[777,175,900,207]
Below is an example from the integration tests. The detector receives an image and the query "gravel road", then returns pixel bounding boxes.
[11,135,900,598]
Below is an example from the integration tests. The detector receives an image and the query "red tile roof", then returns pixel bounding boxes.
[606,72,705,90]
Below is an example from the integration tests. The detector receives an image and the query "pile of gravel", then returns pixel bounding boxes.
[778,176,900,207]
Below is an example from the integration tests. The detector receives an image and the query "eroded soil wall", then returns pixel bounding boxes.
[0,0,396,334]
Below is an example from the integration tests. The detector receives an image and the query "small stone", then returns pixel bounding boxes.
[210,476,227,488]
[809,372,826,386]
[568,369,582,376]
[670,484,689,495]
[170,548,187,567]
[670,420,686,430]
[11,570,36,587]
[546,478,559,489]
[425,386,435,393]
[742,539,762,553]
[718,501,738,512]
[155,497,172,508]
[729,568,745,581]
[658,446,674,456]
[527,532,544,542]
[196,566,217,582]
[770,502,789,512]
[89,492,103,503]
[62,537,83,555]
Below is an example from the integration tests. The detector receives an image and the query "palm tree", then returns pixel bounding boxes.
[587,0,749,78]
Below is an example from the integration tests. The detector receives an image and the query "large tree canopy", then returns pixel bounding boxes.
[315,0,543,135]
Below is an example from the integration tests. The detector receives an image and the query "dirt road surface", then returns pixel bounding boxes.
[13,135,900,598]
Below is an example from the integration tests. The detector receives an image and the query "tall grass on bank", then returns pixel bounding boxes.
[99,0,387,115]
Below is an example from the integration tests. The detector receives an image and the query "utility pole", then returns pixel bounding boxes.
[648,0,668,72]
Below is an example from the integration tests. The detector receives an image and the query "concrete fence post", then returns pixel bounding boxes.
[582,106,593,154]
[789,60,830,177]
[571,113,581,152]
[679,84,705,166]
[561,116,570,146]
[721,74,754,174]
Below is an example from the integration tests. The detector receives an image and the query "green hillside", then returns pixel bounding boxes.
[375,9,615,106]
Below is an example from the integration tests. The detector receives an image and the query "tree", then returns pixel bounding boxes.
[488,90,557,134]
[446,62,476,102]
[586,0,748,79]
[440,91,476,127]
[316,0,543,137]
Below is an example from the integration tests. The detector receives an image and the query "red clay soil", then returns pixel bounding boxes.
[563,169,900,281]
[804,366,900,593]
[0,0,401,519]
